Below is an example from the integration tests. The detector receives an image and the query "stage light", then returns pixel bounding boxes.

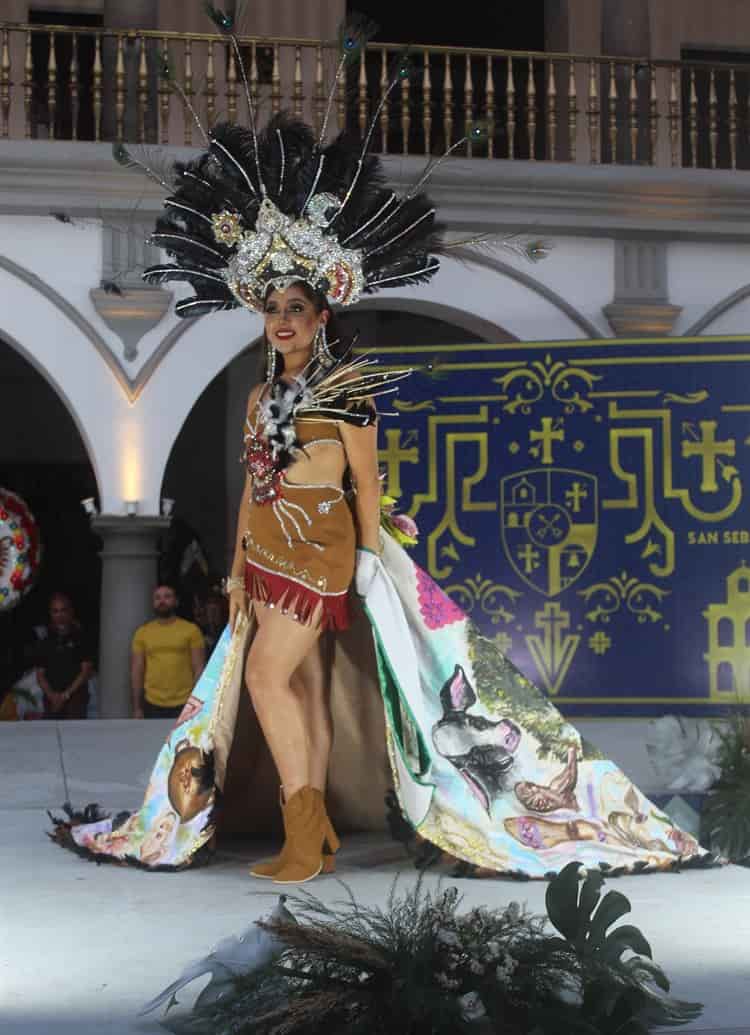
[80,497,98,517]
[124,499,139,517]
[161,497,175,518]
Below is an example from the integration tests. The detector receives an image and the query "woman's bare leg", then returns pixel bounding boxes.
[245,603,324,798]
[290,633,334,792]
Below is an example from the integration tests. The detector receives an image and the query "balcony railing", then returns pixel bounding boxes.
[1,20,749,169]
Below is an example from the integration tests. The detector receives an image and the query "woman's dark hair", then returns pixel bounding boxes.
[263,280,346,378]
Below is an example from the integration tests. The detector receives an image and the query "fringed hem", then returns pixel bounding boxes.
[245,561,351,631]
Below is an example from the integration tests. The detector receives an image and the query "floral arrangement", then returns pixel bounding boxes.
[701,712,750,865]
[157,862,701,1035]
[0,487,41,612]
[380,492,419,548]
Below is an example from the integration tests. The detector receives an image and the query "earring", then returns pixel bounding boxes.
[315,323,335,366]
[265,338,276,382]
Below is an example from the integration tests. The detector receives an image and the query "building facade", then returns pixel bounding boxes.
[2,0,750,715]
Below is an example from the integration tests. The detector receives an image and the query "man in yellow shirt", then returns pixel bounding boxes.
[131,584,205,719]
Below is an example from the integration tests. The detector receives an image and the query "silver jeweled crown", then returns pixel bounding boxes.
[217,194,365,311]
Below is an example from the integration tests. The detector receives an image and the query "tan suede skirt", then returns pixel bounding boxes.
[243,478,355,630]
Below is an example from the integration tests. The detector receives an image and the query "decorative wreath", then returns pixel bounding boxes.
[0,488,41,612]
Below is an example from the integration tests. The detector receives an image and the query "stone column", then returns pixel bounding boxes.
[93,514,170,718]
[602,240,682,336]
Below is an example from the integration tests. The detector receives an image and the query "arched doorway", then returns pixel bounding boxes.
[0,336,100,696]
[159,351,247,619]
[160,306,495,617]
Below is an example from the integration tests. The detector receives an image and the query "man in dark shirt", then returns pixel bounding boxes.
[36,593,94,720]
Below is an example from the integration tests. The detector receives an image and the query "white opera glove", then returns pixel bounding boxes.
[355,547,380,598]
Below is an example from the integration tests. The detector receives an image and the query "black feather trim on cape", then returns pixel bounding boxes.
[47,787,220,873]
[384,792,721,881]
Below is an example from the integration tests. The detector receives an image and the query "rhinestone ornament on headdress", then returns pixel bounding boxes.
[212,210,243,246]
[220,194,364,311]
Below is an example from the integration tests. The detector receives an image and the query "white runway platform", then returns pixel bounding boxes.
[2,719,749,1035]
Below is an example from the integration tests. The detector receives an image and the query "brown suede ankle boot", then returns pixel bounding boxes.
[250,788,339,879]
[319,791,340,872]
[272,786,326,885]
[249,848,286,879]
[249,787,288,879]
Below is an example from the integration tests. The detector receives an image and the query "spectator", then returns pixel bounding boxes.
[191,594,207,632]
[36,593,94,720]
[196,590,228,655]
[131,584,205,720]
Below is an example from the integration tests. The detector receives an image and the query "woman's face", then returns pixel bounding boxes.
[140,812,177,862]
[263,283,328,360]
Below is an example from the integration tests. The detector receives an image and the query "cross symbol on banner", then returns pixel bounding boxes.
[565,481,588,513]
[526,601,580,695]
[530,417,564,465]
[378,428,419,497]
[517,543,541,573]
[681,420,735,493]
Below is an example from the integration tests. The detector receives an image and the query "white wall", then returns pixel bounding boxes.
[669,242,750,337]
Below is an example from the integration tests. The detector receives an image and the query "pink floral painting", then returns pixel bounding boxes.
[415,566,465,630]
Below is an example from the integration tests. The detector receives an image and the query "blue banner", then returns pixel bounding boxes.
[373,335,750,716]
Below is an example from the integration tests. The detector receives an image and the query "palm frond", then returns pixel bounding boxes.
[702,713,750,862]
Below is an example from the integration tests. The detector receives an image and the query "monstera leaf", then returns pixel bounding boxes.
[546,862,648,960]
[543,864,701,1033]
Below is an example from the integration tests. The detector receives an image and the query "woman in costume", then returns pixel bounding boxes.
[50,12,716,881]
[226,276,384,883]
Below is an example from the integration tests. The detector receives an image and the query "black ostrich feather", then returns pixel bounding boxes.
[363,204,439,264]
[362,257,441,293]
[207,121,269,200]
[142,262,237,318]
[257,114,318,213]
[174,296,236,318]
[319,139,388,237]
[169,167,232,219]
[142,264,231,294]
[180,155,258,222]
[157,199,220,254]
[149,228,228,269]
[284,146,327,218]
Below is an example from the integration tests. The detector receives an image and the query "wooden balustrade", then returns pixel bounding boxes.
[1,20,749,169]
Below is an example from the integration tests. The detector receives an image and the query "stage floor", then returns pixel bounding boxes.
[2,721,750,1035]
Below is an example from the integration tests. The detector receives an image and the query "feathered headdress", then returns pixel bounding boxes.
[139,7,546,317]
[143,114,441,316]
